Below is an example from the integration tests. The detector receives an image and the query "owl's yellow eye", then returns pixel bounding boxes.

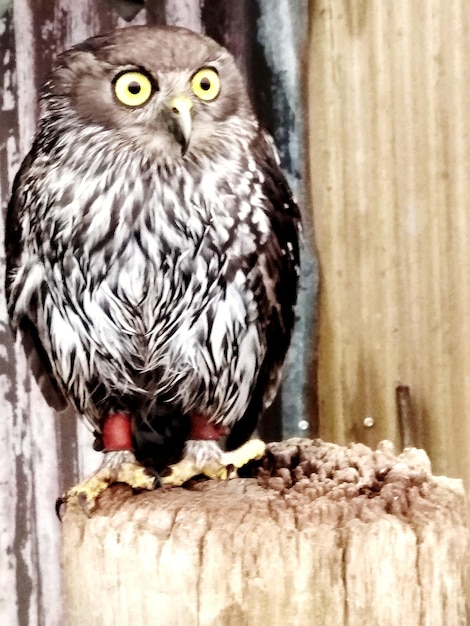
[113,71,154,107]
[191,68,220,102]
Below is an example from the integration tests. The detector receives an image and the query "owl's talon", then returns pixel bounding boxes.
[222,439,266,471]
[55,496,66,521]
[57,451,156,517]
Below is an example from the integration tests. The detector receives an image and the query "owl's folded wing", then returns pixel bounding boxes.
[5,153,68,412]
[226,130,301,450]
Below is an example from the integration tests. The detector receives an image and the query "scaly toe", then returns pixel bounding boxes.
[160,439,266,487]
[159,458,204,487]
[222,439,266,470]
[57,452,156,517]
[115,461,157,490]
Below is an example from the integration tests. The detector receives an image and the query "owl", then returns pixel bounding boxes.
[5,25,300,511]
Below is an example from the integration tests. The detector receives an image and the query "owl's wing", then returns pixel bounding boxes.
[5,154,68,411]
[226,131,301,449]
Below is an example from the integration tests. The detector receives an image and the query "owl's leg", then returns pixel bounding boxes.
[159,414,266,486]
[57,412,155,517]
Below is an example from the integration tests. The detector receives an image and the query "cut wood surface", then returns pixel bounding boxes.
[62,439,468,626]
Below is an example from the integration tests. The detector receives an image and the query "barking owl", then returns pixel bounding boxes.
[5,25,300,510]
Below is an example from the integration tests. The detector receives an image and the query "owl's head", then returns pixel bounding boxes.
[40,26,257,162]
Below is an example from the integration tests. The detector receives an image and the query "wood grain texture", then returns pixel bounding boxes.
[309,0,470,486]
[62,440,468,626]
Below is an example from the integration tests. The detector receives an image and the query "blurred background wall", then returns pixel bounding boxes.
[310,0,470,486]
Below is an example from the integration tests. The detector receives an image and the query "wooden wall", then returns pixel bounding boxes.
[309,0,470,490]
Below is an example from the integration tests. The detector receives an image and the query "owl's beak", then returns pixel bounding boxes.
[166,95,193,155]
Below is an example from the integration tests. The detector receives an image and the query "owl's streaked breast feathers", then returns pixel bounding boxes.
[6,25,300,473]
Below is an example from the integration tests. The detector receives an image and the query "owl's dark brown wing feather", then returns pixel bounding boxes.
[226,132,301,450]
[5,153,30,301]
[5,154,67,411]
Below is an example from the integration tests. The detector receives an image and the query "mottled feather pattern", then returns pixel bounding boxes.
[6,25,300,468]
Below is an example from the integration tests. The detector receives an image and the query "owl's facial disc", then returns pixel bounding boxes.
[166,95,193,155]
[45,27,257,164]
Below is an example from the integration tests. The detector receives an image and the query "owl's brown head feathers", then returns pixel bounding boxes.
[41,25,256,162]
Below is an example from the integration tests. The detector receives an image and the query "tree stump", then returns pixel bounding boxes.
[62,439,468,626]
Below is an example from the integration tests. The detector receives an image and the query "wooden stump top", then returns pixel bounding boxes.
[62,439,468,626]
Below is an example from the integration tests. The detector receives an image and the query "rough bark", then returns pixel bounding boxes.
[62,439,468,626]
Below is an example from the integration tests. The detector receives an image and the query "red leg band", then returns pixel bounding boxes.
[189,414,229,440]
[102,412,134,451]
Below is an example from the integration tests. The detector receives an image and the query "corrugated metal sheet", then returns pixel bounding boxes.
[309,0,470,485]
[0,1,313,623]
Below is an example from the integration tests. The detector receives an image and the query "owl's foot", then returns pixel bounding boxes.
[57,411,156,517]
[56,450,156,517]
[160,438,266,487]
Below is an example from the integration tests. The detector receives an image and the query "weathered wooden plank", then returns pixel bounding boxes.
[1,8,40,626]
[309,0,470,484]
[165,0,201,32]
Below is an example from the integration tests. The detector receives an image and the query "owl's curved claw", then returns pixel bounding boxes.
[55,495,67,521]
[56,450,156,519]
[160,438,266,487]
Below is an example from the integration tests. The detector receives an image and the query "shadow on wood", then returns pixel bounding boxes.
[62,439,468,625]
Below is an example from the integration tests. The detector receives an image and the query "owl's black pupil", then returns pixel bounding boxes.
[200,78,211,91]
[128,81,141,95]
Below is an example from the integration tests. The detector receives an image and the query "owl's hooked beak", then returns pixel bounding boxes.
[166,95,193,156]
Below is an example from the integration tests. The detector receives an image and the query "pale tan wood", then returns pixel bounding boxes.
[62,440,468,626]
[308,0,470,486]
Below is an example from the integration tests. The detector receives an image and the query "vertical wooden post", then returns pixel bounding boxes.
[63,440,468,625]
